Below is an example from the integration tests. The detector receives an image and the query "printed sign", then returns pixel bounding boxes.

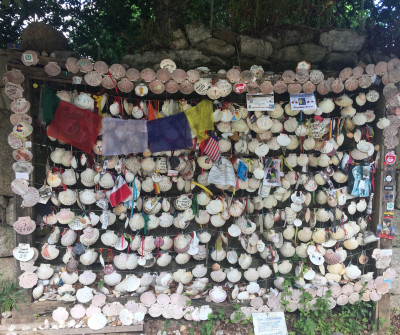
[246,93,274,111]
[290,93,316,110]
[252,312,288,335]
[387,202,394,210]
[385,151,396,165]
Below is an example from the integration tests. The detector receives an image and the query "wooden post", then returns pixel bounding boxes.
[373,94,392,334]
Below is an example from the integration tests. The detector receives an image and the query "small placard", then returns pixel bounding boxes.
[387,202,394,210]
[252,312,288,335]
[25,141,32,148]
[384,186,394,191]
[15,172,29,180]
[290,93,316,110]
[22,53,35,64]
[246,93,274,111]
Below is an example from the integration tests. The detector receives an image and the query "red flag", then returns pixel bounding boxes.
[47,101,101,154]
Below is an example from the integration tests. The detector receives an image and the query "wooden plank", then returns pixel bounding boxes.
[378,293,391,334]
[374,92,392,333]
[7,49,68,68]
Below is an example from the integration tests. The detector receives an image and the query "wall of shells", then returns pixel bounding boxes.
[5,51,400,330]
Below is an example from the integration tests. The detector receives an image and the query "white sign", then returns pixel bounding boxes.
[246,93,274,111]
[15,172,29,180]
[290,93,316,110]
[252,312,288,335]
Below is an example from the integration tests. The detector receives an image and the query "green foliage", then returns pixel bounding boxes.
[283,282,376,335]
[1,0,400,62]
[0,272,27,313]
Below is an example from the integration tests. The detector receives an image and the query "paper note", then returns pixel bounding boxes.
[252,312,288,335]
[207,157,236,187]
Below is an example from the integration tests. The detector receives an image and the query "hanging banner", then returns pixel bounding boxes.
[290,93,316,110]
[246,93,274,111]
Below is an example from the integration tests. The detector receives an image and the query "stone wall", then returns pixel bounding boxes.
[122,23,398,72]
[0,49,16,282]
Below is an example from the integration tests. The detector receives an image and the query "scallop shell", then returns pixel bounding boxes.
[79,270,97,285]
[61,271,78,285]
[209,286,227,303]
[88,313,107,330]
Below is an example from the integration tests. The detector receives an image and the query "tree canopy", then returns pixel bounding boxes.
[0,0,399,63]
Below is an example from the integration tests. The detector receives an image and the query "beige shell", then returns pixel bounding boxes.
[298,227,312,242]
[335,94,353,107]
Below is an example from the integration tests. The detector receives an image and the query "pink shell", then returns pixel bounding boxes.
[336,294,349,306]
[3,69,25,85]
[149,80,165,94]
[8,132,23,149]
[247,82,260,94]
[21,51,38,66]
[70,304,86,319]
[22,187,40,207]
[260,81,274,94]
[19,272,38,288]
[94,61,109,75]
[317,81,329,95]
[126,68,141,81]
[157,293,170,305]
[302,81,316,94]
[344,77,358,91]
[92,293,107,307]
[13,216,36,235]
[179,80,194,94]
[11,178,29,195]
[171,69,187,83]
[10,98,30,114]
[140,291,156,307]
[13,147,32,162]
[86,305,101,317]
[44,62,61,77]
[109,64,126,79]
[156,68,171,83]
[77,58,93,73]
[140,68,156,82]
[324,249,341,265]
[118,78,134,93]
[65,57,80,73]
[226,68,240,83]
[84,71,102,86]
[102,75,116,89]
[341,283,354,295]
[273,81,287,94]
[125,301,139,313]
[165,80,179,94]
[187,69,200,83]
[10,114,32,126]
[339,67,353,80]
[331,79,344,93]
[5,83,24,100]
